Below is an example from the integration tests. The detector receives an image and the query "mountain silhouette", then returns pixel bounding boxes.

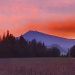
[22,30,75,54]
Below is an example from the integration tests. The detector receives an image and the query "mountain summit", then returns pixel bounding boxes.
[22,31,75,54]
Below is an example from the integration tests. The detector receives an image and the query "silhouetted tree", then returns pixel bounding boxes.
[17,36,29,57]
[0,31,16,57]
[35,42,47,57]
[69,45,75,57]
[28,39,38,57]
[0,31,61,58]
[47,46,60,57]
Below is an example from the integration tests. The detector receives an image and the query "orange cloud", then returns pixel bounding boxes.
[0,0,75,39]
[48,20,75,32]
[46,20,75,39]
[0,18,75,39]
[21,20,75,39]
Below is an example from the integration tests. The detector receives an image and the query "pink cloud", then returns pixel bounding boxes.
[0,0,75,37]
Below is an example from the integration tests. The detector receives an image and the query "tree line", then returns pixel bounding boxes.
[0,31,75,58]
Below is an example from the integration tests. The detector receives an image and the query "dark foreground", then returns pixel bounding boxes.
[0,58,75,75]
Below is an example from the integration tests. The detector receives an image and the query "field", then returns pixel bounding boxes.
[0,58,75,75]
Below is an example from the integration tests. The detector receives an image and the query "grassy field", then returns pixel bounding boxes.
[0,58,74,75]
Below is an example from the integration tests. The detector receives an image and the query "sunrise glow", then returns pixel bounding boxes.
[0,0,75,39]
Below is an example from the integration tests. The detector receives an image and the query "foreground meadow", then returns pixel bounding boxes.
[0,58,74,75]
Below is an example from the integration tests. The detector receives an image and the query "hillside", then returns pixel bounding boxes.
[23,31,75,54]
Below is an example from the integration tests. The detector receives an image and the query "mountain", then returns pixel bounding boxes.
[22,30,75,54]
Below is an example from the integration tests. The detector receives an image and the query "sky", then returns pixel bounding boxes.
[0,0,75,39]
